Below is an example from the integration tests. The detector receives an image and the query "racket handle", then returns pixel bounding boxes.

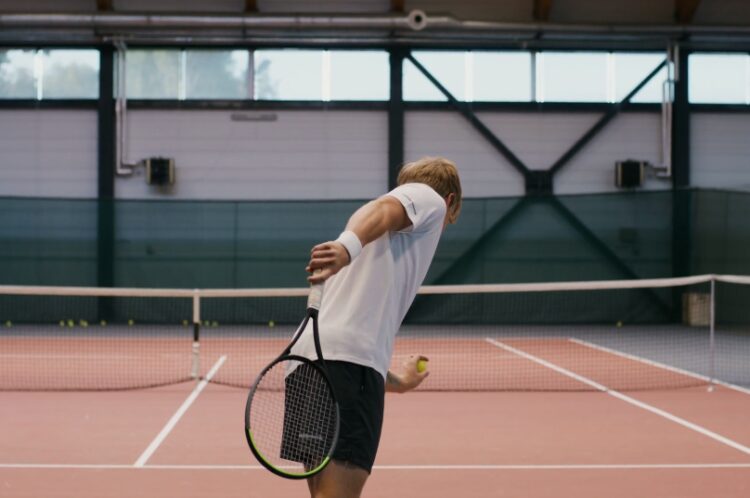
[308,269,323,311]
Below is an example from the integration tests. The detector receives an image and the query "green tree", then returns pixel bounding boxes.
[254,58,277,99]
[186,50,249,99]
[43,62,98,98]
[126,50,180,99]
[0,50,36,98]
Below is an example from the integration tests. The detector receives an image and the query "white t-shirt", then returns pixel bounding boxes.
[291,182,446,379]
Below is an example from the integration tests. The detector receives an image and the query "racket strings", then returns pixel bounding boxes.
[249,360,337,473]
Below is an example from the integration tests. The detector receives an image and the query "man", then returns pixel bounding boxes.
[292,156,462,498]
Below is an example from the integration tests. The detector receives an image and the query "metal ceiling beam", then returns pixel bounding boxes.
[533,0,554,22]
[3,12,750,36]
[675,0,702,24]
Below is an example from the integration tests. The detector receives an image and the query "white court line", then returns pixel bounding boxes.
[485,338,750,457]
[2,463,750,471]
[569,338,750,397]
[133,355,226,467]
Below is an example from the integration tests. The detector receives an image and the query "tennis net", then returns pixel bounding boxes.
[1,275,749,392]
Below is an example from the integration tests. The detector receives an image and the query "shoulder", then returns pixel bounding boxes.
[385,183,446,233]
[386,183,445,211]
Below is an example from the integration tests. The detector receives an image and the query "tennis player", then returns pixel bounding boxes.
[292,156,462,498]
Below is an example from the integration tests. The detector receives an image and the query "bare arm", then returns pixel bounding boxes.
[306,196,411,284]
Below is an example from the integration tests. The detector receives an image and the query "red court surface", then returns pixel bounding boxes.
[2,337,750,498]
[2,388,750,496]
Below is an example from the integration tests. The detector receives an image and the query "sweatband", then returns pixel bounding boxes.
[336,230,362,262]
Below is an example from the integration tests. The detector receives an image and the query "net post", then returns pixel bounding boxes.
[191,290,201,381]
[708,276,716,392]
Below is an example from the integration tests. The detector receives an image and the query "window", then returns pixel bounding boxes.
[0,49,36,98]
[125,49,180,99]
[40,49,99,99]
[254,50,323,100]
[329,51,389,101]
[613,53,667,103]
[185,50,250,99]
[473,51,532,102]
[537,52,609,102]
[404,51,466,101]
[689,53,750,104]
[0,49,99,99]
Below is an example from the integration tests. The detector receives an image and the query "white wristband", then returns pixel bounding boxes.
[336,230,362,263]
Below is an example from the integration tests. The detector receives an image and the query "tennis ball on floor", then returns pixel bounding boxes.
[100,320,107,327]
[268,320,275,328]
[67,319,75,328]
[80,320,88,327]
[182,320,188,326]
[128,319,134,326]
[616,321,623,328]
[416,359,428,373]
[59,320,65,327]
[4,320,11,327]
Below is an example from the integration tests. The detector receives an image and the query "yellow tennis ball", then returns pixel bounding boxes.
[616,321,623,328]
[416,359,428,373]
[268,320,275,328]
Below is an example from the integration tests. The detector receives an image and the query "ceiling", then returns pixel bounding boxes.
[0,0,748,26]
[1,0,749,47]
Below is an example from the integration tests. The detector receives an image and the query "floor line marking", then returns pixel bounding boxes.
[485,338,750,457]
[2,463,750,471]
[133,355,226,467]
[569,337,750,396]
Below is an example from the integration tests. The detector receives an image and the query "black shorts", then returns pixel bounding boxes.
[281,360,385,474]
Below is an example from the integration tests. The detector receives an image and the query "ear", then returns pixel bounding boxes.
[445,193,456,207]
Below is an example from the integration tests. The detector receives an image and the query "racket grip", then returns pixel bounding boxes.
[308,269,323,311]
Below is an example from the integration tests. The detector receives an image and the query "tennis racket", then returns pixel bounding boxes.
[244,278,340,479]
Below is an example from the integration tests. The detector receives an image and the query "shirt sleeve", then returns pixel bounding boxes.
[385,183,446,234]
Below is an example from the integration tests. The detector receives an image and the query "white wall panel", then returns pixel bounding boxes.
[692,114,750,191]
[0,110,97,198]
[405,112,526,198]
[118,110,387,200]
[406,111,667,197]
[552,113,667,193]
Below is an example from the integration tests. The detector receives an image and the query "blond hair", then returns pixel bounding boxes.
[397,156,462,224]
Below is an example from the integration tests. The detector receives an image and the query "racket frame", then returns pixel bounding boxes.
[244,296,340,479]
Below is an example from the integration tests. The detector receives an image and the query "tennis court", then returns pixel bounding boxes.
[1,277,749,497]
[3,2,750,496]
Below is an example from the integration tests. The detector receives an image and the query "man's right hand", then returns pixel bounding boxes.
[306,241,351,284]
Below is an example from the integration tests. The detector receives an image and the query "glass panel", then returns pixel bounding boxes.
[40,49,99,99]
[0,49,36,98]
[185,50,250,99]
[254,50,323,100]
[473,51,532,102]
[613,53,667,103]
[689,53,749,104]
[126,50,180,99]
[538,52,608,102]
[404,51,465,101]
[329,51,389,101]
